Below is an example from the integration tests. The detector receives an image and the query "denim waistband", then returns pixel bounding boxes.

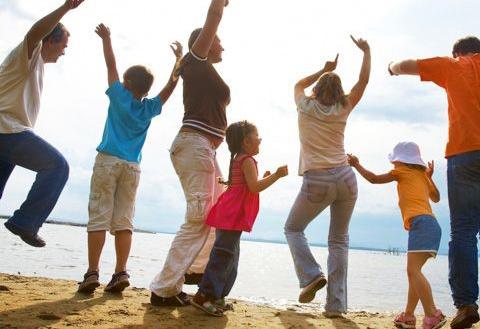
[305,165,352,176]
[448,150,480,166]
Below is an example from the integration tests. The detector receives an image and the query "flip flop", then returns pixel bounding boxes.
[214,298,234,311]
[191,299,224,317]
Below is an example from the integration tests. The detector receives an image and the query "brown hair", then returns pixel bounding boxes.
[123,65,154,96]
[175,28,203,79]
[222,121,257,186]
[188,28,203,50]
[311,72,347,106]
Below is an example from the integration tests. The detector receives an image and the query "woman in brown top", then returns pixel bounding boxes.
[150,0,231,306]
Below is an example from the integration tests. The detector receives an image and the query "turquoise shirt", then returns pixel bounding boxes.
[97,81,162,163]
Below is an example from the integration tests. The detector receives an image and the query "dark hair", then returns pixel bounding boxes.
[123,65,154,96]
[42,23,68,44]
[452,36,480,57]
[404,163,426,172]
[174,28,203,79]
[222,120,257,185]
[188,28,203,50]
[312,72,347,106]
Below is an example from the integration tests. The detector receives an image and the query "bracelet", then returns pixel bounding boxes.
[388,62,398,76]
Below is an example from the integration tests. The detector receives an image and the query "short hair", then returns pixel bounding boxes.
[452,36,480,56]
[123,65,154,95]
[42,23,69,44]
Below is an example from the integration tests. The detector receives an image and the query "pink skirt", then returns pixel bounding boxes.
[206,185,259,232]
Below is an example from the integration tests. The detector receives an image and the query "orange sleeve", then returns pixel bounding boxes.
[417,57,451,88]
[389,169,400,181]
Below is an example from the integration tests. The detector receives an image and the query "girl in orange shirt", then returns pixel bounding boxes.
[348,142,446,329]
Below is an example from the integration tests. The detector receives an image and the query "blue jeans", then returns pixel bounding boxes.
[284,166,357,313]
[0,131,69,234]
[448,150,480,308]
[199,229,242,300]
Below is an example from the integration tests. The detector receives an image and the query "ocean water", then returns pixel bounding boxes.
[0,222,455,315]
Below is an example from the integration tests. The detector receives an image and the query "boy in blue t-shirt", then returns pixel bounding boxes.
[78,23,183,294]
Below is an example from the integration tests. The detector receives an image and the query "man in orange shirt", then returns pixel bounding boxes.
[388,36,480,329]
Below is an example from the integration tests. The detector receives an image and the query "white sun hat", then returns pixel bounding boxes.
[388,142,426,167]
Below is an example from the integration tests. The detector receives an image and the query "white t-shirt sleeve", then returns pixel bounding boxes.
[0,40,27,76]
[28,39,43,71]
[295,94,306,109]
[296,95,320,117]
[1,37,41,75]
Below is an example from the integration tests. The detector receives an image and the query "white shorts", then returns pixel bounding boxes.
[87,152,141,234]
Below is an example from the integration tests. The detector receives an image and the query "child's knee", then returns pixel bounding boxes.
[406,264,422,278]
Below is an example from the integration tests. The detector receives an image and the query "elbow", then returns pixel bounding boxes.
[295,81,306,91]
[247,184,261,193]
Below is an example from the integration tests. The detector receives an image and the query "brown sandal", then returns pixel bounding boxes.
[104,271,130,293]
[77,270,100,294]
[191,292,224,317]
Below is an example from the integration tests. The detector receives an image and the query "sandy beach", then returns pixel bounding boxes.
[0,273,418,329]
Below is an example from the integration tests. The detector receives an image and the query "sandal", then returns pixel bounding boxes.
[150,291,190,307]
[77,270,100,294]
[214,298,234,312]
[104,271,130,293]
[423,309,446,329]
[191,292,224,317]
[393,312,416,329]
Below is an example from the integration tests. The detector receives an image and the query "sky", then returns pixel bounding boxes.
[0,0,479,253]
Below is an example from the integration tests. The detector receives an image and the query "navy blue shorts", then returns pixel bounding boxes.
[408,215,442,256]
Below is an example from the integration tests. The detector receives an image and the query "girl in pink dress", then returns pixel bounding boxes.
[191,120,288,316]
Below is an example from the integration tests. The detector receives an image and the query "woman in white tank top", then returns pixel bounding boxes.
[284,36,371,316]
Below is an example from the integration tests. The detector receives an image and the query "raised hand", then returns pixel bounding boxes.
[64,0,84,9]
[347,153,359,167]
[95,23,110,40]
[275,165,289,178]
[323,53,339,72]
[426,160,435,178]
[350,35,370,52]
[170,41,183,60]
